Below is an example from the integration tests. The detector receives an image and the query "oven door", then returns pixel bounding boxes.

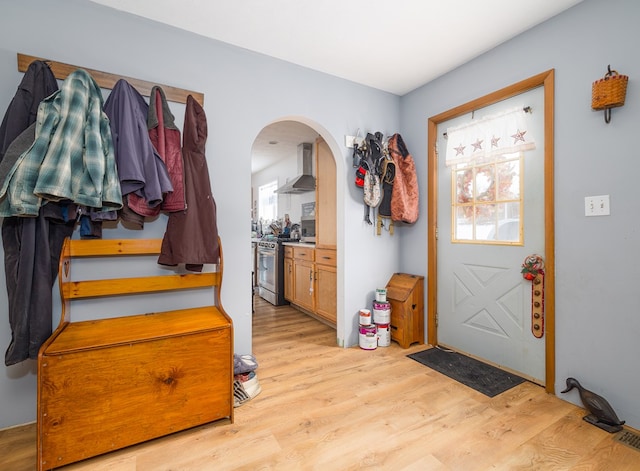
[257,245,278,303]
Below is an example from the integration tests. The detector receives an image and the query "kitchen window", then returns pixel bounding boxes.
[258,180,278,222]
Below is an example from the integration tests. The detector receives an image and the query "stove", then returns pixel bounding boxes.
[256,237,299,305]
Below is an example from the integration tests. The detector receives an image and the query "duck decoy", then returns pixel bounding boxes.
[561,377,625,433]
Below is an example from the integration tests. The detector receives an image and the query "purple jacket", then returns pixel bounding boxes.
[103,79,172,221]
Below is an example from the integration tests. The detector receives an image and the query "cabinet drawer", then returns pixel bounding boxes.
[284,246,293,258]
[293,246,315,262]
[315,248,336,266]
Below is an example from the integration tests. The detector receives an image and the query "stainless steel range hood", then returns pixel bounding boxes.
[276,143,315,194]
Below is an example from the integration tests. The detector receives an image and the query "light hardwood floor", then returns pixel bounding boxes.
[1,297,638,470]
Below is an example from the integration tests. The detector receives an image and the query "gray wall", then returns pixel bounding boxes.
[400,0,640,428]
[0,0,401,429]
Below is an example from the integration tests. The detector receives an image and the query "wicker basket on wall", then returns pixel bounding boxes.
[592,68,628,110]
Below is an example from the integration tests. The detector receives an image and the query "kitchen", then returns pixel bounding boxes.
[251,120,337,325]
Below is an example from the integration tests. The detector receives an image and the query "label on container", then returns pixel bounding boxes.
[375,288,387,302]
[359,309,372,325]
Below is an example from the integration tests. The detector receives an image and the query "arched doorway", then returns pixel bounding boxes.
[250,118,344,344]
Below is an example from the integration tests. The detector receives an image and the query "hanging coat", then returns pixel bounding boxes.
[0,60,57,163]
[158,95,220,272]
[388,133,419,224]
[0,61,75,366]
[103,79,172,226]
[146,85,185,213]
[0,69,123,216]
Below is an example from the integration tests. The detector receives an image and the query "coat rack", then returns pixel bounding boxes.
[17,53,204,106]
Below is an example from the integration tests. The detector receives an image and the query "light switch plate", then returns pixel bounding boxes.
[344,135,363,148]
[585,195,610,216]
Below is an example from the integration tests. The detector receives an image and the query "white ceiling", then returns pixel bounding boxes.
[90,0,583,172]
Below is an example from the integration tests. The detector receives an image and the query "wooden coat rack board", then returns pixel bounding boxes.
[17,53,204,106]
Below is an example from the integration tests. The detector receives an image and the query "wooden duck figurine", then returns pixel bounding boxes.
[561,377,625,433]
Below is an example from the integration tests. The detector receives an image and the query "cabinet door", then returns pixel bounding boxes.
[316,137,336,248]
[284,257,294,301]
[293,261,315,312]
[315,263,337,324]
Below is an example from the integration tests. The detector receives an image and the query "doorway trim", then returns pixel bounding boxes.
[427,70,556,393]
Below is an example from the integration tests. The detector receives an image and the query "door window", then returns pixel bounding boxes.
[452,153,523,244]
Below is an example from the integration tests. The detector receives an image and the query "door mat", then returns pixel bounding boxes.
[408,347,526,397]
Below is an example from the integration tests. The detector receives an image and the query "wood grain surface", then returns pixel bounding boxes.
[2,297,638,470]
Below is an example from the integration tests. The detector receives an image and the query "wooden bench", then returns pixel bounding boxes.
[37,238,233,470]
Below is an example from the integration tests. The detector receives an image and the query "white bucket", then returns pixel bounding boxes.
[359,324,377,350]
[375,288,387,302]
[376,323,390,347]
[372,301,391,324]
[359,309,372,325]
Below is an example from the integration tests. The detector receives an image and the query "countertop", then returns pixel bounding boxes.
[282,241,315,248]
[251,238,315,248]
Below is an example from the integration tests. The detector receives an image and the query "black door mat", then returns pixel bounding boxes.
[408,347,526,397]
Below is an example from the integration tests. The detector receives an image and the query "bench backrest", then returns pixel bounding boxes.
[56,237,223,326]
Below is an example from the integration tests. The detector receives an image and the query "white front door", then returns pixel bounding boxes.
[436,86,546,383]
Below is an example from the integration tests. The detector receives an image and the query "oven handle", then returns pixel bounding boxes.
[258,247,276,256]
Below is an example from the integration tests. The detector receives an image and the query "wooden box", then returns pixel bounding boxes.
[386,273,425,348]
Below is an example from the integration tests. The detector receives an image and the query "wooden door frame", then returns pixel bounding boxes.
[427,70,556,393]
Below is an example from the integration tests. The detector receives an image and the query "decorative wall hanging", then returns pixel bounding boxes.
[521,254,545,338]
[591,65,628,124]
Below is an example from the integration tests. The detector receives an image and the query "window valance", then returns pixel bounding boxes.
[445,107,535,167]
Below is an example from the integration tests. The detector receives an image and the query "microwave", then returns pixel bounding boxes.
[300,217,316,242]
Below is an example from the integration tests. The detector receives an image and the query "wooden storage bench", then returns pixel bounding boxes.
[37,238,233,470]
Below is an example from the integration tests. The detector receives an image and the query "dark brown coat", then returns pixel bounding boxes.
[158,95,219,271]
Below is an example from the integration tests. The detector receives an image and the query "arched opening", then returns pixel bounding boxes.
[250,117,345,346]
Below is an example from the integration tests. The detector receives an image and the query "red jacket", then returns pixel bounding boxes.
[128,86,185,216]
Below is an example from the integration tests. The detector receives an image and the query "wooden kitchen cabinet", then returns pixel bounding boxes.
[313,137,337,324]
[286,245,336,325]
[315,248,337,324]
[291,246,315,312]
[284,248,294,302]
[293,260,315,312]
[315,137,336,249]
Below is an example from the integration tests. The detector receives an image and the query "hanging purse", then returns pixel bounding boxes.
[389,133,419,224]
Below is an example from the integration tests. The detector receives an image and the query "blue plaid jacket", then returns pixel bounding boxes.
[0,69,122,216]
